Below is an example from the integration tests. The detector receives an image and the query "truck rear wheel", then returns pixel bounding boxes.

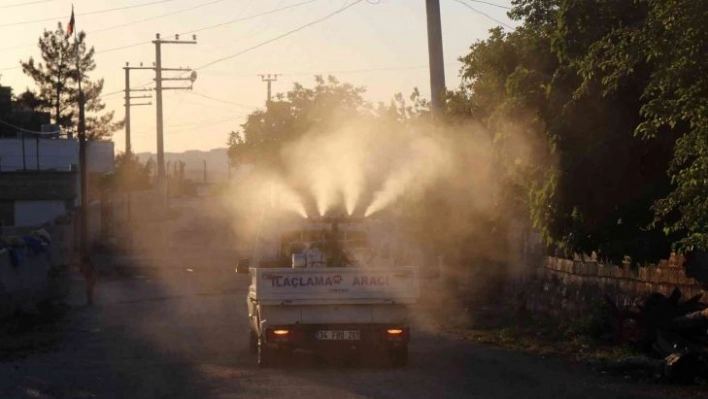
[389,346,408,367]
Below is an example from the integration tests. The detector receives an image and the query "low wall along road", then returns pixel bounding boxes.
[518,254,706,321]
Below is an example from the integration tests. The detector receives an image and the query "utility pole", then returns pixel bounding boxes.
[77,69,90,304]
[425,0,446,117]
[259,74,278,104]
[123,62,153,155]
[123,63,152,228]
[153,33,198,198]
[424,0,447,293]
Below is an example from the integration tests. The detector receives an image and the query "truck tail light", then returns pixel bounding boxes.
[385,328,407,342]
[267,328,291,343]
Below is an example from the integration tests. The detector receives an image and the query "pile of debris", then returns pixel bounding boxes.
[0,228,52,267]
[606,288,708,384]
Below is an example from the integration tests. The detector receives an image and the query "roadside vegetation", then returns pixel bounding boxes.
[228,0,708,271]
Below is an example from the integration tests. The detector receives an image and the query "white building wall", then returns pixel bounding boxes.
[14,200,67,227]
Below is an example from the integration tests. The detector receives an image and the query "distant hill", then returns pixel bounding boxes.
[136,148,231,183]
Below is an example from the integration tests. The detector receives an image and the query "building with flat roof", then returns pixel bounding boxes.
[0,84,114,229]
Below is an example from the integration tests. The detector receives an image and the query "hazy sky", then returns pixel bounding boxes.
[0,0,517,153]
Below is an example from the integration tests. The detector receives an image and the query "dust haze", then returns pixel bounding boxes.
[223,112,543,275]
[107,109,545,355]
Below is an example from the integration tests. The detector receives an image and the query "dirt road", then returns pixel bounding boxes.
[0,197,683,398]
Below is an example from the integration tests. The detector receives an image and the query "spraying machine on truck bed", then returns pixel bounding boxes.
[238,214,420,367]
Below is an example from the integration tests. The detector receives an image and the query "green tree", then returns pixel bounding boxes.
[548,0,676,260]
[228,75,369,171]
[13,89,43,111]
[20,22,121,140]
[566,0,708,252]
[447,0,676,262]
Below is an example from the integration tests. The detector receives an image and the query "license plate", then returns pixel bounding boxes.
[315,330,360,341]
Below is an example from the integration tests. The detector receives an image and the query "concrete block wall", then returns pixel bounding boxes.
[518,254,706,321]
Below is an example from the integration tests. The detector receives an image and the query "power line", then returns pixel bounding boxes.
[3,0,371,103]
[104,81,153,98]
[91,0,228,35]
[194,0,365,71]
[165,90,189,125]
[198,63,462,77]
[0,0,321,71]
[280,65,432,76]
[0,118,61,135]
[0,0,50,10]
[0,0,176,28]
[170,114,247,127]
[178,98,251,114]
[465,0,511,10]
[182,0,318,36]
[452,0,513,29]
[189,92,258,109]
[93,0,320,55]
[129,113,248,137]
[0,0,228,52]
[104,62,441,104]
[97,41,153,55]
[167,115,248,133]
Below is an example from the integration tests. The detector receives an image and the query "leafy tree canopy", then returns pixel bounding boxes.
[228,75,372,171]
[564,0,708,252]
[21,22,122,140]
[451,0,678,262]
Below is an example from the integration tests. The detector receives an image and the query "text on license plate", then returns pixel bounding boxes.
[315,330,360,340]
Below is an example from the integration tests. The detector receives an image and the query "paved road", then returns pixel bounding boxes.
[0,197,686,398]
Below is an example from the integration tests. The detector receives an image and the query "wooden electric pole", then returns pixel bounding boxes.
[426,0,446,117]
[153,33,197,199]
[123,63,153,155]
[259,74,279,104]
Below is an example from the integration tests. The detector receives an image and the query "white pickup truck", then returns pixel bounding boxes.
[238,215,420,367]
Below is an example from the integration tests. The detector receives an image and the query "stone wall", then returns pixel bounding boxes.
[518,254,706,321]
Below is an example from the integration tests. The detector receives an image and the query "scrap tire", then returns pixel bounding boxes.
[389,346,408,368]
[249,331,258,355]
[258,338,276,368]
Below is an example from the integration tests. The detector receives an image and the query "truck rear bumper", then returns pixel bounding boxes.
[263,324,409,352]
